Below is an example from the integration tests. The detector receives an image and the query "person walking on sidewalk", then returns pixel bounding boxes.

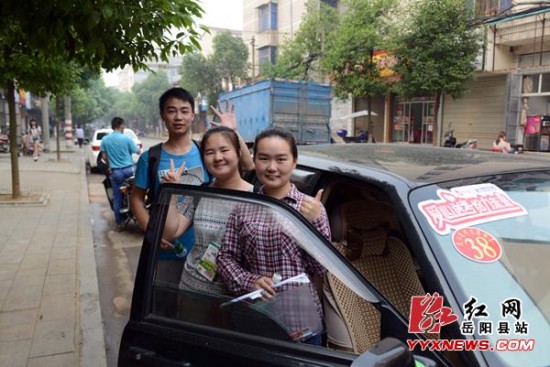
[75,125,85,148]
[29,119,42,161]
[101,117,140,230]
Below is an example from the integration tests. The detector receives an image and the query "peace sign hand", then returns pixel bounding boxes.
[300,189,324,222]
[162,159,186,184]
[210,99,237,130]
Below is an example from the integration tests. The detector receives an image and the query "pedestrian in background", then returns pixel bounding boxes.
[29,119,42,161]
[493,131,516,154]
[100,117,140,230]
[75,125,85,148]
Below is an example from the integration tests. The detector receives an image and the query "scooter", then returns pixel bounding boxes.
[103,174,136,229]
[0,133,9,153]
[455,139,477,149]
[443,126,457,148]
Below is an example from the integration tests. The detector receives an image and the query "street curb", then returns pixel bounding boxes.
[0,192,50,207]
[77,156,108,367]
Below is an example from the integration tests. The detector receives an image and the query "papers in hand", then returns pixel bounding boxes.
[220,273,310,308]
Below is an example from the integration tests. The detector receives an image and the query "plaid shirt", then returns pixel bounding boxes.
[218,185,331,327]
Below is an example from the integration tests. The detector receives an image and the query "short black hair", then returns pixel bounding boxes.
[159,87,195,112]
[111,117,125,130]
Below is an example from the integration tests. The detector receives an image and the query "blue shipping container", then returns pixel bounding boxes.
[218,79,332,144]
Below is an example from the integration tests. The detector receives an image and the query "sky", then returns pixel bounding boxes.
[103,0,243,87]
[198,0,243,30]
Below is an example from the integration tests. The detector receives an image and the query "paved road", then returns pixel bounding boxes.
[89,136,159,367]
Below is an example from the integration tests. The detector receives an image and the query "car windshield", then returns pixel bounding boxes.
[411,170,550,366]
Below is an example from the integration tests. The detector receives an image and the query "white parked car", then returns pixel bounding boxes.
[86,128,142,173]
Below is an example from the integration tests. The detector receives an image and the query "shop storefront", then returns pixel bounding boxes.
[392,97,435,144]
[520,73,550,152]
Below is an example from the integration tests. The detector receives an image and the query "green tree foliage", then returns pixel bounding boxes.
[133,71,171,128]
[211,31,249,87]
[391,0,482,143]
[0,0,204,197]
[2,0,205,73]
[263,0,338,81]
[179,52,222,105]
[105,90,141,127]
[179,32,248,104]
[323,0,397,99]
[71,78,114,127]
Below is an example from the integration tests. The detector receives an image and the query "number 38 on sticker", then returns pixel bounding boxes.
[452,228,502,263]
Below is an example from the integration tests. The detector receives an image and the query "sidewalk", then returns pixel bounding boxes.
[0,146,106,367]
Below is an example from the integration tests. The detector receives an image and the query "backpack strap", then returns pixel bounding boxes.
[192,139,211,185]
[252,183,261,193]
[147,140,203,205]
[147,143,162,204]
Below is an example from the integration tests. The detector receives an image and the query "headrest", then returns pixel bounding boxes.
[330,200,391,242]
[345,226,388,261]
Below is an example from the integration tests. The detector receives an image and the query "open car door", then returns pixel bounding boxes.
[118,184,440,367]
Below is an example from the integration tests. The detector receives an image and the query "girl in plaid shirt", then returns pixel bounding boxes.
[218,127,331,345]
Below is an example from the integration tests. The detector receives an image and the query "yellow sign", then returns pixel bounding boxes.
[372,50,398,78]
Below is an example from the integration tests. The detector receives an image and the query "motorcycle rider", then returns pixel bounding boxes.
[100,117,141,230]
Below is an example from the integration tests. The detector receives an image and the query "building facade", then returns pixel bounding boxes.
[242,0,353,140]
[442,0,550,150]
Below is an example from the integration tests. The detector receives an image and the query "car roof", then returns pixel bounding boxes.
[92,128,139,140]
[298,143,550,187]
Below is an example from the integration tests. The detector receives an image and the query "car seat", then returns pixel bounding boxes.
[329,199,401,243]
[324,200,430,354]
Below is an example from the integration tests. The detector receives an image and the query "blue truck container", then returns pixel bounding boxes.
[218,79,332,144]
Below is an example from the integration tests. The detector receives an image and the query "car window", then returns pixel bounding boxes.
[96,132,110,140]
[291,167,320,194]
[145,186,378,350]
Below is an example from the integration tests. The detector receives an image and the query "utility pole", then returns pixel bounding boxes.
[250,36,256,82]
[368,48,375,143]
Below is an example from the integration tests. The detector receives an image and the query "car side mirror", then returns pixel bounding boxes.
[351,337,436,367]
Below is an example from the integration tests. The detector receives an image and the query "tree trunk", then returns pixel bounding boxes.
[56,98,62,161]
[433,90,442,146]
[41,95,51,152]
[7,80,21,198]
[368,94,374,143]
[64,95,73,149]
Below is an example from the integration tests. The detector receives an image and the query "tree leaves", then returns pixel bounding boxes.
[392,0,482,100]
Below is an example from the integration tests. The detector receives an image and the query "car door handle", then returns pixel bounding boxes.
[128,346,192,367]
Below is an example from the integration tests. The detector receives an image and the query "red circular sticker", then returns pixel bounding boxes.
[452,228,502,263]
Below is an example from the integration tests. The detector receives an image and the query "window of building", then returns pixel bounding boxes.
[519,52,550,68]
[474,0,512,16]
[521,73,550,95]
[258,3,277,32]
[321,0,339,7]
[258,46,277,68]
[541,74,550,93]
